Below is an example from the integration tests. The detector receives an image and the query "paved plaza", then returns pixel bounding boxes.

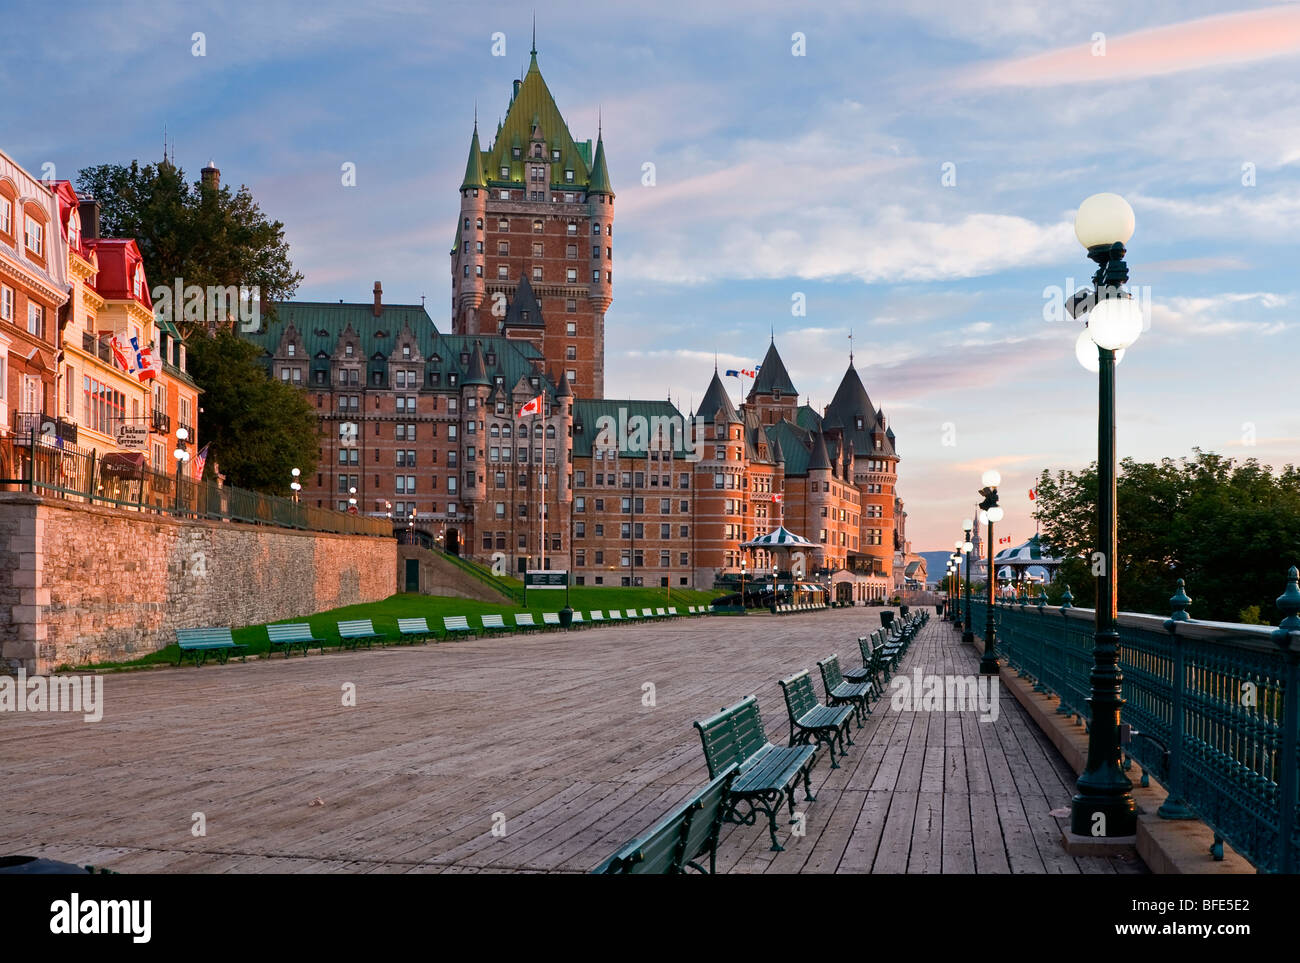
[2,610,1144,873]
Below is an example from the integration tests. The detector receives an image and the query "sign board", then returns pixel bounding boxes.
[525,569,568,589]
[116,424,149,451]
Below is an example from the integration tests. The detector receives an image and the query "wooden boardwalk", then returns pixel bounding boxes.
[1,609,1143,874]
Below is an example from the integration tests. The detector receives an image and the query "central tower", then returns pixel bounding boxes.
[451,45,613,398]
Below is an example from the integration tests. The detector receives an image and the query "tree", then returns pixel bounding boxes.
[186,332,318,493]
[1033,451,1300,623]
[77,160,314,492]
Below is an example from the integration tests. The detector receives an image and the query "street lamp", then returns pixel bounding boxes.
[172,426,190,513]
[290,467,301,503]
[961,519,975,648]
[740,556,747,613]
[978,470,1003,675]
[1065,192,1142,841]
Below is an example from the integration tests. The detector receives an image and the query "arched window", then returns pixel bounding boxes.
[132,264,145,299]
[532,219,543,233]
[475,218,483,230]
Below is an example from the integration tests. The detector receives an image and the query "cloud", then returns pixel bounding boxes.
[1149,292,1289,337]
[962,6,1300,88]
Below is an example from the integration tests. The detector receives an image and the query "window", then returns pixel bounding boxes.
[532,266,543,281]
[500,166,509,178]
[532,219,543,233]
[565,299,576,313]
[552,149,561,161]
[24,216,43,257]
[566,269,577,282]
[497,241,508,255]
[592,245,600,259]
[592,270,600,283]
[564,169,574,183]
[498,218,509,230]
[0,285,12,322]
[566,222,577,235]
[132,264,145,299]
[0,196,10,235]
[592,223,601,236]
[27,303,43,338]
[532,241,543,257]
[497,265,508,279]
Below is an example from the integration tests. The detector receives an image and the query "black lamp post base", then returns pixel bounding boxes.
[1059,827,1137,858]
[1068,791,1137,839]
[978,654,1000,676]
[961,630,975,648]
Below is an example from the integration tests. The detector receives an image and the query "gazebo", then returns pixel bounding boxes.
[741,525,825,605]
[992,534,1063,596]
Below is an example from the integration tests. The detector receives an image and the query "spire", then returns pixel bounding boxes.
[464,339,490,387]
[698,370,740,424]
[461,123,486,190]
[531,12,537,59]
[588,129,613,195]
[808,430,832,472]
[748,339,797,400]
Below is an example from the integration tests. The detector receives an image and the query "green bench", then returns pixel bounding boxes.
[398,617,434,643]
[589,610,606,624]
[514,613,538,633]
[608,610,623,622]
[570,611,585,628]
[591,764,739,874]
[778,670,855,768]
[175,627,247,667]
[442,615,477,639]
[265,622,324,657]
[694,695,818,852]
[818,654,872,728]
[337,619,384,650]
[667,606,680,617]
[542,612,562,630]
[481,614,508,636]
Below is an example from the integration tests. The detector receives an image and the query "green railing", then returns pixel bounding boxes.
[1,431,390,537]
[969,569,1300,874]
[428,546,525,603]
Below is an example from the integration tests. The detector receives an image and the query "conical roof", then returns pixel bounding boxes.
[698,370,740,424]
[588,134,612,195]
[461,125,486,190]
[823,363,893,457]
[808,430,832,471]
[748,339,797,398]
[503,276,545,328]
[464,340,490,386]
[483,54,593,187]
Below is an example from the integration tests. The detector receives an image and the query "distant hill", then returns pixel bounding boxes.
[919,550,956,586]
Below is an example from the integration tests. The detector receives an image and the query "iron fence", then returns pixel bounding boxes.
[970,575,1300,873]
[0,428,391,537]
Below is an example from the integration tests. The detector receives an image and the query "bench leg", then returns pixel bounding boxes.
[802,763,816,802]
[760,794,783,852]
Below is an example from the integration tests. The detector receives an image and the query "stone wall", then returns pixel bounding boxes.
[396,543,515,604]
[0,494,396,673]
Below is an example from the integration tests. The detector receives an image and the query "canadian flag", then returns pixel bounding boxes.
[1028,488,1037,501]
[108,335,135,373]
[773,493,783,502]
[518,394,543,418]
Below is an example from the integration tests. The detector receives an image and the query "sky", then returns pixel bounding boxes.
[6,0,1298,552]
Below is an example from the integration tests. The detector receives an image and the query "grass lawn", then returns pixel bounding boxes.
[67,585,724,672]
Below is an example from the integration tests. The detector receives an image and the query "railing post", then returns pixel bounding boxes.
[1055,586,1074,715]
[1159,579,1197,820]
[1271,566,1300,874]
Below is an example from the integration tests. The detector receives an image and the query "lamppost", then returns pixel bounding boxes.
[952,540,965,627]
[1064,192,1144,841]
[172,427,190,514]
[290,467,301,503]
[977,470,1003,675]
[348,486,357,516]
[961,519,975,648]
[740,555,747,613]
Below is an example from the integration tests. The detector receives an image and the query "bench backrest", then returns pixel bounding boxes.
[515,613,536,627]
[600,764,738,875]
[668,607,678,615]
[779,670,820,721]
[543,612,561,625]
[176,627,234,647]
[338,619,375,637]
[481,615,506,629]
[642,608,654,617]
[858,636,873,665]
[694,696,769,779]
[609,611,623,620]
[267,623,313,643]
[590,610,605,620]
[442,616,469,631]
[626,609,639,619]
[655,608,666,616]
[398,617,430,633]
[571,612,585,623]
[818,654,845,690]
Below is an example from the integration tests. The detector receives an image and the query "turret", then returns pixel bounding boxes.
[461,340,492,505]
[587,132,614,316]
[455,123,488,330]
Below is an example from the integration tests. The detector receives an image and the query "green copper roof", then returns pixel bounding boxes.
[571,399,686,458]
[479,56,593,189]
[587,134,612,195]
[749,339,797,398]
[461,125,486,189]
[766,419,814,476]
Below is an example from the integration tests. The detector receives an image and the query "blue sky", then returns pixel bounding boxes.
[7,0,1298,551]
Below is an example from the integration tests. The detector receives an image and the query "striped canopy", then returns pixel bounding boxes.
[992,533,1060,567]
[741,525,816,549]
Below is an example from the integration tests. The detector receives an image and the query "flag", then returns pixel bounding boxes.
[772,493,782,502]
[741,368,756,378]
[194,443,210,480]
[724,369,740,377]
[1028,488,1037,501]
[108,335,135,373]
[999,536,1012,544]
[137,345,160,381]
[518,394,543,418]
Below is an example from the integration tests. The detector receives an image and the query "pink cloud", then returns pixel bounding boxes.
[965,7,1300,88]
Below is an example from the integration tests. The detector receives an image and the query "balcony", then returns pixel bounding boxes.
[151,410,171,434]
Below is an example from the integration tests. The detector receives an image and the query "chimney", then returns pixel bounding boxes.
[372,281,383,317]
[201,160,220,191]
[78,199,100,240]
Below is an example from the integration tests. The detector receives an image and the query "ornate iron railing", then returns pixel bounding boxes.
[970,573,1300,874]
[0,430,390,537]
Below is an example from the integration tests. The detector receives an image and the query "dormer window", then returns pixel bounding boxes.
[345,344,354,357]
[551,149,561,161]
[533,145,543,158]
[402,345,411,359]
[67,211,80,250]
[564,169,574,183]
[132,264,145,299]
[855,416,864,430]
[486,352,496,365]
[773,389,781,401]
[512,147,521,159]
[288,343,296,357]
[460,352,470,365]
